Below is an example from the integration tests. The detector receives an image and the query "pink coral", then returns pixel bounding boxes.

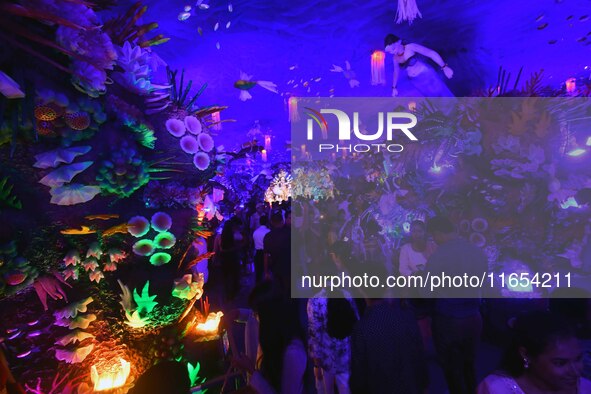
[166,118,186,137]
[180,135,199,154]
[127,216,150,237]
[197,133,214,152]
[193,152,210,171]
[151,212,172,232]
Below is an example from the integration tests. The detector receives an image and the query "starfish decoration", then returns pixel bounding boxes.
[133,281,158,314]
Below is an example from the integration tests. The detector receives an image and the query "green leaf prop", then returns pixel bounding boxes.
[0,176,22,210]
[133,281,158,314]
[187,361,207,389]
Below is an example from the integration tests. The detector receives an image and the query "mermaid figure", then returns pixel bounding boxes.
[384,34,454,97]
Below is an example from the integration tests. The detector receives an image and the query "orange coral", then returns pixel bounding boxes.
[65,112,91,131]
[34,105,58,121]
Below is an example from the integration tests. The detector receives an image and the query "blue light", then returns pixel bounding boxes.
[586,137,591,146]
[567,148,586,157]
[560,197,580,209]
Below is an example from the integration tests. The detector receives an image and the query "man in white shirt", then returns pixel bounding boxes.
[253,215,271,283]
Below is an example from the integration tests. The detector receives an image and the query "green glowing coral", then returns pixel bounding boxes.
[133,281,158,314]
[96,143,150,198]
[149,252,171,266]
[187,362,206,388]
[125,310,150,328]
[132,239,155,256]
[126,122,157,149]
[0,176,22,210]
[154,231,176,249]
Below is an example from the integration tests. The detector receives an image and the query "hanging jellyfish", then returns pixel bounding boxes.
[371,50,386,86]
[288,97,300,122]
[396,0,422,24]
[210,111,222,130]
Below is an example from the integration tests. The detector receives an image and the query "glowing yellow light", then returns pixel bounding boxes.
[195,311,224,334]
[91,358,131,391]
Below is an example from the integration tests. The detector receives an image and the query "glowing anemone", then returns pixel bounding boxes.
[91,358,131,392]
[132,240,155,256]
[151,212,172,232]
[459,219,471,234]
[165,118,186,137]
[469,232,486,248]
[154,231,176,249]
[197,133,214,152]
[127,216,150,237]
[149,252,171,266]
[193,152,210,171]
[180,135,199,154]
[184,116,202,134]
[471,218,488,233]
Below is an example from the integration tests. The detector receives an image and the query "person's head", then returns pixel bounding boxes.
[410,220,427,243]
[426,216,456,245]
[270,210,284,229]
[500,311,583,391]
[259,215,269,227]
[384,33,403,54]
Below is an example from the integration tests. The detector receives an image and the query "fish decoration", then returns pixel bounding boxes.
[581,15,589,22]
[234,71,278,101]
[85,214,119,220]
[103,223,131,237]
[330,61,360,88]
[537,22,548,30]
[228,3,233,12]
[60,226,96,235]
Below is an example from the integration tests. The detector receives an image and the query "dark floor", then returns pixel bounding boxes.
[201,263,506,393]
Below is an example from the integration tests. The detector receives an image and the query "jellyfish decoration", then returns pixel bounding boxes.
[63,267,79,281]
[63,250,81,267]
[185,116,202,134]
[154,232,176,249]
[151,212,172,232]
[180,135,200,154]
[149,252,171,266]
[108,249,127,263]
[469,232,486,248]
[86,242,103,259]
[132,240,155,256]
[165,118,186,137]
[83,258,100,272]
[471,218,488,233]
[127,216,150,237]
[89,270,105,283]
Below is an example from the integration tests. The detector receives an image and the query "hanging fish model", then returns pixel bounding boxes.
[234,71,278,101]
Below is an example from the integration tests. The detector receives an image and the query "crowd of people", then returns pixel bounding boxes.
[208,197,591,394]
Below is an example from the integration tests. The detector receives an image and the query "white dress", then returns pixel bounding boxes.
[477,374,591,394]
